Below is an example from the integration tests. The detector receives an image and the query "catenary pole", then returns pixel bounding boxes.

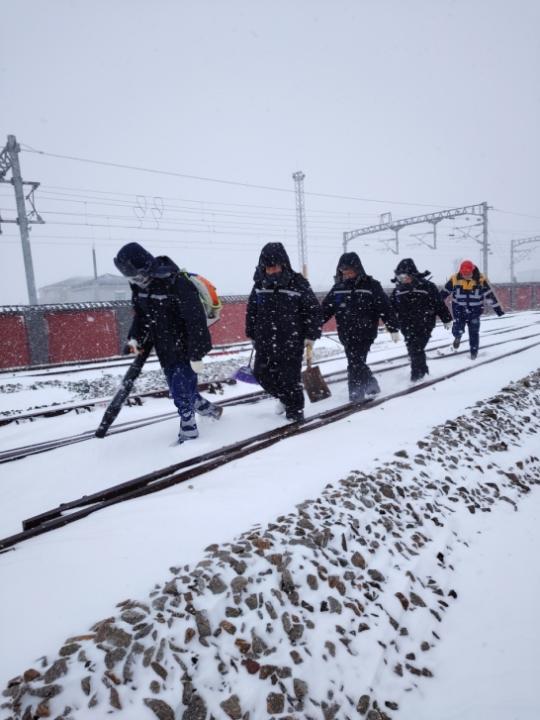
[5,136,38,304]
[481,201,489,277]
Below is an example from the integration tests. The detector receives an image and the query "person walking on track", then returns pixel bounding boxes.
[245,242,322,423]
[114,242,222,444]
[441,259,505,360]
[322,252,400,402]
[390,258,453,381]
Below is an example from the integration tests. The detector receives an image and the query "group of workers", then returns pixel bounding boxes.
[113,241,504,444]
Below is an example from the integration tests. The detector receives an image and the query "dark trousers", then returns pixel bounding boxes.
[254,352,304,413]
[345,340,378,401]
[453,313,481,354]
[404,329,431,380]
[163,363,215,421]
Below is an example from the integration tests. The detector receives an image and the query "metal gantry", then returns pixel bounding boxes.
[342,202,490,275]
[292,171,308,277]
[510,235,540,282]
[0,135,44,304]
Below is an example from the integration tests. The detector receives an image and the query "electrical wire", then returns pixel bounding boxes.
[21,145,456,209]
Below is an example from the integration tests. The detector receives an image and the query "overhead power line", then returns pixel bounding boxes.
[493,208,540,222]
[21,145,455,209]
[39,184,379,218]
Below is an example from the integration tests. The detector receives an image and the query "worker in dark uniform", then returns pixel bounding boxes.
[246,242,322,422]
[322,252,400,402]
[114,242,222,443]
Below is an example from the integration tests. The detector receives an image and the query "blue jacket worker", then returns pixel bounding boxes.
[322,252,400,402]
[390,258,453,381]
[246,242,323,423]
[441,259,504,359]
[114,242,222,444]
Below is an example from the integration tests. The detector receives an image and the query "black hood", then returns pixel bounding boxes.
[254,243,293,281]
[258,242,292,270]
[395,258,420,276]
[335,252,366,282]
[149,255,180,279]
[392,257,431,283]
[114,242,155,278]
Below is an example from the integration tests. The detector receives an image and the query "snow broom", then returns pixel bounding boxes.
[95,340,153,438]
[302,344,331,402]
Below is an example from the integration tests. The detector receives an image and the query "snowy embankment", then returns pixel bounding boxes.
[2,368,539,720]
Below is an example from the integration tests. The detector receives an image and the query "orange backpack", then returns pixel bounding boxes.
[181,270,222,326]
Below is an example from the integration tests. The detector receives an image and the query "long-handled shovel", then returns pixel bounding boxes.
[95,340,153,438]
[302,344,331,402]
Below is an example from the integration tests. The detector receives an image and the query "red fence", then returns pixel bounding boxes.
[209,302,247,345]
[46,310,119,363]
[0,284,538,369]
[0,315,30,367]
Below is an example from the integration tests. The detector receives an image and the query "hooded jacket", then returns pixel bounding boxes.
[322,252,399,346]
[127,255,212,368]
[440,265,504,317]
[390,258,452,335]
[245,243,322,358]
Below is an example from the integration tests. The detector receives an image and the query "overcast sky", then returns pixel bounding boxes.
[1,0,540,304]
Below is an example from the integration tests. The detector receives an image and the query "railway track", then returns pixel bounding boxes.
[1,320,534,427]
[1,336,539,552]
[1,327,539,465]
[0,339,256,378]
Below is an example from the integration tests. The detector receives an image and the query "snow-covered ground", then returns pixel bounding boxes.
[1,312,539,719]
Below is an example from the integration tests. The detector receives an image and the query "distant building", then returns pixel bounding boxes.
[38,274,131,304]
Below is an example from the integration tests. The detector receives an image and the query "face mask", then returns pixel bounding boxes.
[265,269,283,282]
[131,272,151,288]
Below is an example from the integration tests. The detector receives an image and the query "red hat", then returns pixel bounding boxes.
[459,260,474,275]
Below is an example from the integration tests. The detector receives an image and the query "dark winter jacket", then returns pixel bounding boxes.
[440,265,504,318]
[128,256,212,368]
[245,243,322,359]
[322,252,399,347]
[391,259,452,337]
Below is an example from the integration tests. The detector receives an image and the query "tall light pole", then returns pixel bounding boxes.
[292,171,308,277]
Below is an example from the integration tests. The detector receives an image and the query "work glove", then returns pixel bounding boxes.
[496,309,505,317]
[126,338,141,354]
[304,338,315,349]
[389,331,400,343]
[444,322,452,330]
[190,360,204,374]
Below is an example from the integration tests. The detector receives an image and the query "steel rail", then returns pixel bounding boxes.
[1,337,539,552]
[0,339,257,377]
[1,329,539,465]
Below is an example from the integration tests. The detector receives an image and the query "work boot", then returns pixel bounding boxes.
[178,415,199,443]
[452,336,461,350]
[470,350,478,360]
[194,396,223,420]
[285,408,304,423]
[364,377,380,398]
[349,388,365,404]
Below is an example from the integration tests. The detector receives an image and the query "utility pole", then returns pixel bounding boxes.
[292,171,308,277]
[92,245,98,279]
[0,135,44,304]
